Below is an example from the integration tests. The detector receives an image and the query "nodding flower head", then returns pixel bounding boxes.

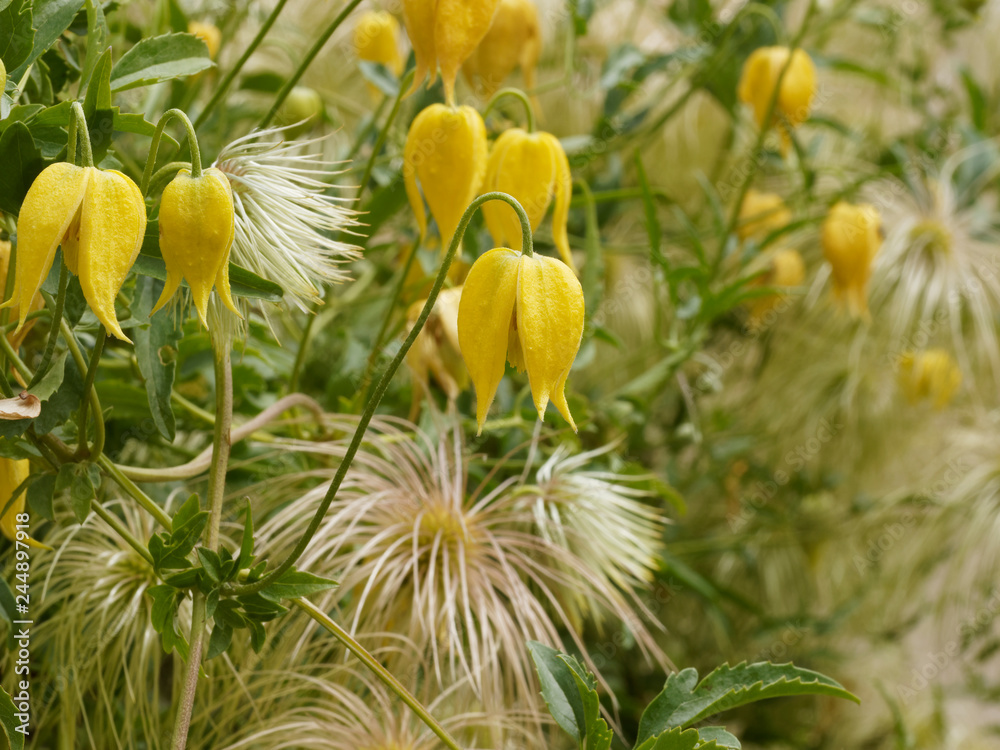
[897,349,962,409]
[353,10,404,77]
[464,0,541,98]
[822,201,882,319]
[738,46,816,152]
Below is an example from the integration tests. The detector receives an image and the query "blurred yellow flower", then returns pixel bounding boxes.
[153,168,240,328]
[749,248,805,326]
[463,0,541,98]
[406,286,467,415]
[402,0,500,104]
[897,349,962,409]
[403,104,488,249]
[458,248,584,433]
[0,458,44,548]
[481,128,574,271]
[4,163,146,342]
[188,21,221,59]
[738,189,792,242]
[738,46,816,151]
[353,10,404,76]
[822,201,882,318]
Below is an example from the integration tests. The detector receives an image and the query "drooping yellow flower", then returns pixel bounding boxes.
[0,58,6,95]
[0,458,45,548]
[406,286,467,417]
[153,168,240,327]
[404,104,488,249]
[0,240,43,353]
[821,201,882,318]
[738,189,792,242]
[897,349,962,409]
[353,10,404,77]
[748,248,805,327]
[4,163,146,342]
[188,21,222,59]
[463,0,541,98]
[481,128,575,272]
[738,46,816,151]
[402,0,501,103]
[457,248,584,433]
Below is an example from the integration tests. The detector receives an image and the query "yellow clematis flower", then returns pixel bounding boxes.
[188,21,222,60]
[4,163,146,342]
[738,189,792,242]
[153,167,240,327]
[406,286,467,417]
[0,57,6,95]
[897,349,961,409]
[481,128,575,272]
[457,248,584,433]
[0,240,43,354]
[821,201,882,319]
[402,0,501,104]
[463,0,541,98]
[748,248,805,327]
[738,46,816,152]
[0,458,45,548]
[353,10,404,77]
[404,104,488,250]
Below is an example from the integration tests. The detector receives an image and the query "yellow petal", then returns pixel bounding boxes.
[821,201,881,318]
[482,129,556,252]
[402,0,438,94]
[405,105,487,248]
[354,11,404,76]
[515,253,584,429]
[4,163,90,332]
[0,458,47,549]
[457,247,520,433]
[462,0,540,98]
[78,169,147,342]
[435,0,501,104]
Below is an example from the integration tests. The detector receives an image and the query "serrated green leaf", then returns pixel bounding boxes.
[634,727,707,750]
[637,662,859,744]
[206,621,232,661]
[238,500,254,570]
[132,276,181,441]
[563,655,613,750]
[173,493,201,528]
[82,45,112,113]
[258,568,338,602]
[27,350,68,402]
[698,727,740,748]
[110,32,213,92]
[79,0,108,91]
[527,641,586,741]
[0,684,25,750]
[0,0,33,75]
[26,472,56,521]
[11,0,85,79]
[197,548,223,584]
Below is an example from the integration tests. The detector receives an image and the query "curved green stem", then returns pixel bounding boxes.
[294,597,463,750]
[96,454,173,529]
[483,87,537,132]
[69,102,94,167]
[29,262,69,389]
[148,161,190,197]
[141,109,203,195]
[90,502,155,565]
[230,191,532,597]
[194,0,290,130]
[357,69,415,200]
[259,0,364,129]
[76,325,106,458]
[171,592,206,750]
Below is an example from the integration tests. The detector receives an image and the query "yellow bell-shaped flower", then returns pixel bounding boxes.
[748,248,805,327]
[821,201,882,318]
[481,128,575,272]
[4,163,146,342]
[457,248,584,433]
[738,189,791,242]
[402,0,501,103]
[404,104,488,249]
[188,21,222,59]
[897,349,961,409]
[0,458,45,548]
[354,10,404,77]
[406,286,467,411]
[463,0,541,98]
[0,240,43,353]
[153,167,240,327]
[738,46,816,151]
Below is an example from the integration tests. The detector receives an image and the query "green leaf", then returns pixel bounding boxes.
[527,641,587,741]
[33,354,84,435]
[173,493,201,528]
[0,684,25,750]
[206,621,233,661]
[698,727,740,748]
[10,0,85,79]
[238,500,254,570]
[79,0,108,91]
[147,585,188,658]
[114,110,178,145]
[258,568,338,602]
[110,32,213,92]
[634,727,710,750]
[636,662,860,744]
[197,548,223,584]
[82,45,112,114]
[563,655,613,750]
[569,0,593,35]
[668,0,712,30]
[132,276,181,441]
[26,471,56,521]
[27,350,68,402]
[0,0,33,74]
[0,121,45,215]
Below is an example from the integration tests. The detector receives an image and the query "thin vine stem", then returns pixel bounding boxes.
[483,87,537,132]
[293,597,464,750]
[230,191,533,597]
[141,109,203,195]
[69,102,94,167]
[170,593,206,750]
[76,325,107,458]
[259,0,364,129]
[90,502,155,565]
[28,263,69,389]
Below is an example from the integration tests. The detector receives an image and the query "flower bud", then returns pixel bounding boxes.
[188,21,222,59]
[463,0,541,98]
[897,349,961,409]
[738,46,816,152]
[3,163,146,342]
[821,201,882,318]
[404,104,488,249]
[458,247,584,433]
[276,86,324,137]
[738,189,791,242]
[154,167,240,328]
[353,11,404,76]
[403,0,501,103]
[481,128,574,272]
[406,286,467,415]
